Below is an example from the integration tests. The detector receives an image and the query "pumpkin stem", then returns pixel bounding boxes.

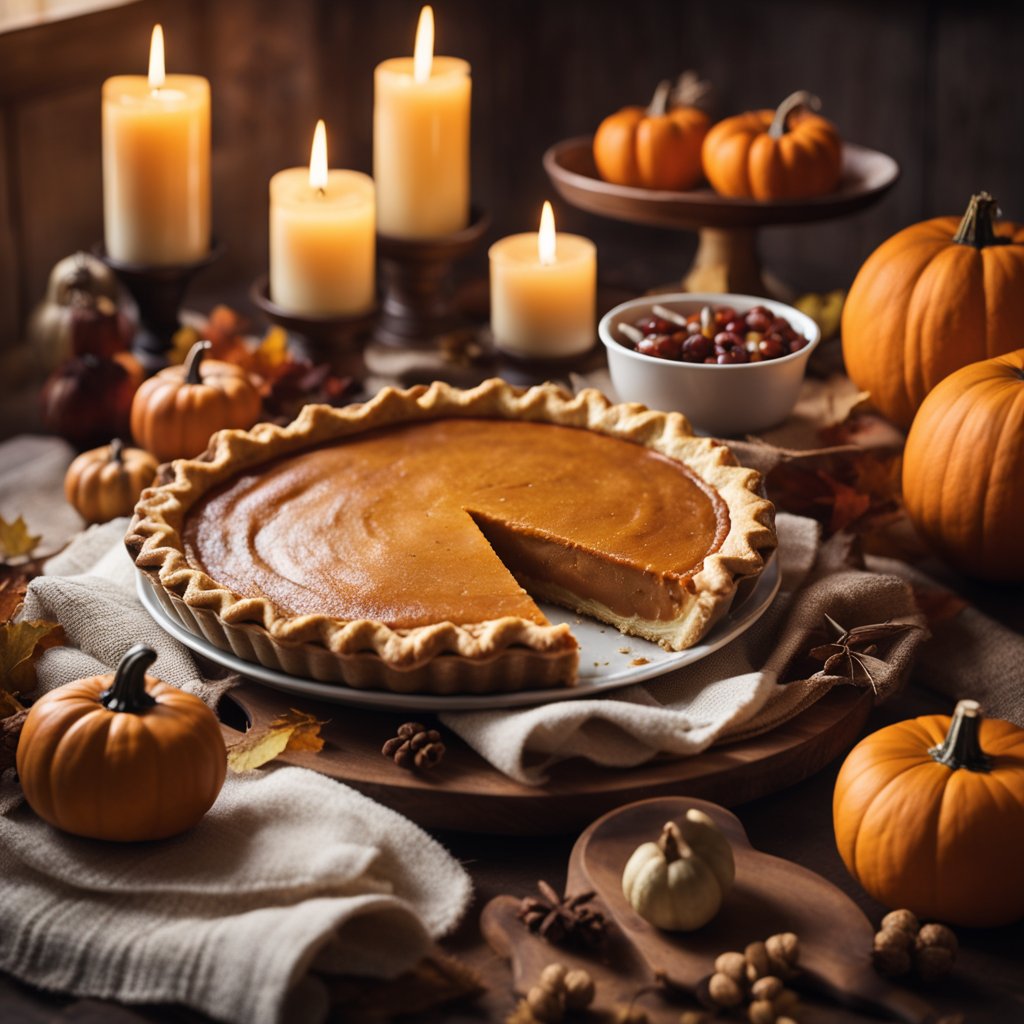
[109,437,124,464]
[647,79,673,118]
[670,70,712,112]
[658,821,692,863]
[769,90,821,139]
[184,340,212,385]
[929,699,992,773]
[100,644,158,713]
[953,191,1008,249]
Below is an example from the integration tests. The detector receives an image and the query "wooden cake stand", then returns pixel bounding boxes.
[543,137,900,297]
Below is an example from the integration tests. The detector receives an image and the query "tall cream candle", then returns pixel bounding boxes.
[373,6,470,238]
[102,25,210,265]
[489,202,597,358]
[269,120,376,317]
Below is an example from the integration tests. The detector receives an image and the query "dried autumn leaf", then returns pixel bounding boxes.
[1,708,28,771]
[0,515,42,562]
[0,689,25,717]
[168,325,200,365]
[0,619,61,694]
[226,708,327,772]
[913,587,969,627]
[0,570,30,623]
[248,326,290,380]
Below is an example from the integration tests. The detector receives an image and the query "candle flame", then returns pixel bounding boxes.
[414,5,434,84]
[538,201,557,266]
[309,119,328,192]
[148,24,165,90]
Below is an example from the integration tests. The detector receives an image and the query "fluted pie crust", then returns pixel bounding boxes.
[127,379,776,694]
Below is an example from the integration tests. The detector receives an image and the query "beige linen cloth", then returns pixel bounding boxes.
[4,519,473,1024]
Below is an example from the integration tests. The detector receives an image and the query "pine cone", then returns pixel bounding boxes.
[382,721,446,770]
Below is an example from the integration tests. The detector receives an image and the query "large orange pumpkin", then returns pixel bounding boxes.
[902,348,1024,580]
[842,191,1024,429]
[593,75,710,191]
[833,700,1024,928]
[16,644,226,841]
[130,340,261,462]
[701,90,842,200]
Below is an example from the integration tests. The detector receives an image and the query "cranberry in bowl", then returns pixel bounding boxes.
[599,292,821,436]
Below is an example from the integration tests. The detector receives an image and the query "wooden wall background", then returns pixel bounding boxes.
[0,0,1020,426]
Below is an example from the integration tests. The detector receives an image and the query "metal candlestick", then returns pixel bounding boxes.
[94,243,223,372]
[375,207,490,347]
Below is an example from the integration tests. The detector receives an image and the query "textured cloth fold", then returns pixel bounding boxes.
[3,521,473,1024]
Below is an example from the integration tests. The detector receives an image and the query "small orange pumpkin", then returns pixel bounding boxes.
[902,348,1024,580]
[833,700,1024,928]
[702,90,842,200]
[593,74,710,191]
[130,340,261,462]
[64,438,159,525]
[17,644,226,842]
[843,192,1024,428]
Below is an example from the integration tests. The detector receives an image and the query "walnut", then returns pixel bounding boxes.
[881,908,920,935]
[613,1004,648,1024]
[765,932,799,968]
[915,944,956,984]
[750,975,783,1001]
[713,951,748,984]
[707,972,744,1008]
[562,969,595,1011]
[538,963,568,993]
[679,1012,713,1024]
[917,923,958,955]
[744,940,771,981]
[747,1000,776,1024]
[527,984,564,1024]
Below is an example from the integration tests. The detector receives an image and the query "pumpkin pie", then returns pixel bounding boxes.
[127,379,776,694]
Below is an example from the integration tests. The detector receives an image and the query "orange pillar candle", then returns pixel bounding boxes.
[373,6,471,238]
[489,202,597,358]
[269,120,376,316]
[102,25,211,265]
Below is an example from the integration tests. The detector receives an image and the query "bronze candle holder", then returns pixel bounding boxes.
[250,276,377,381]
[94,243,223,372]
[375,207,490,347]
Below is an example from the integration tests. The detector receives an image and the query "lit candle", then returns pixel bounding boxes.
[373,5,471,238]
[269,120,376,317]
[102,25,211,265]
[489,202,597,358]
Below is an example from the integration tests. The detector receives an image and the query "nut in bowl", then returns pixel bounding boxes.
[599,292,821,436]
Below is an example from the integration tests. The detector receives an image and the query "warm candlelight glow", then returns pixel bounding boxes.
[413,5,434,84]
[309,119,328,192]
[538,201,557,266]
[148,24,165,91]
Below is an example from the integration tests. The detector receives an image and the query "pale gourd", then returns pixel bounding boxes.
[621,809,735,931]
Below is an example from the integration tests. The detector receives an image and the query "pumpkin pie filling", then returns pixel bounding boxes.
[182,418,729,637]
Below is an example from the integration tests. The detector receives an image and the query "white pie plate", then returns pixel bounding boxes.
[136,557,780,711]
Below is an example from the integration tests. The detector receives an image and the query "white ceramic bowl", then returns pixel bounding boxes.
[599,292,821,436]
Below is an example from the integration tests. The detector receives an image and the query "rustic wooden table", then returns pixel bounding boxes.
[2,338,1022,1023]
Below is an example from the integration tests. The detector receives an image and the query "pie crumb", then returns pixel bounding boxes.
[631,657,650,666]
[617,646,630,654]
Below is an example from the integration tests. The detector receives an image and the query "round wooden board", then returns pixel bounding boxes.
[223,683,872,835]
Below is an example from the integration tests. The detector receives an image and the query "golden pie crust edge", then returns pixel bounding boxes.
[126,378,777,694]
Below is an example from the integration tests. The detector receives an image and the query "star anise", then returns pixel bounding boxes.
[810,614,922,693]
[516,880,607,948]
